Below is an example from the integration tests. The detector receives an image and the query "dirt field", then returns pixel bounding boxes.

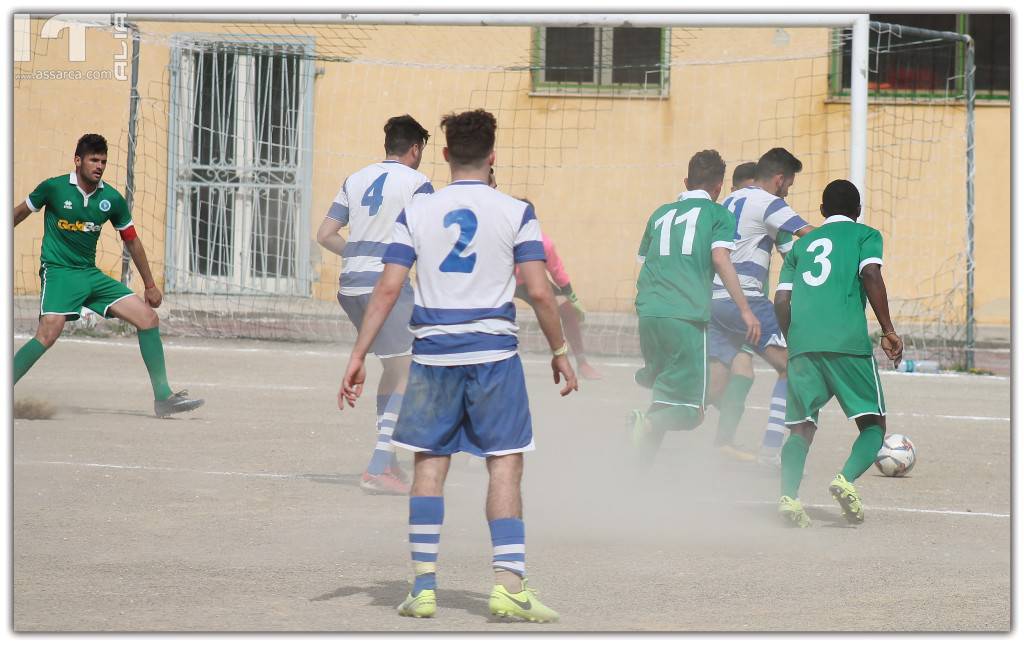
[12,334,1011,631]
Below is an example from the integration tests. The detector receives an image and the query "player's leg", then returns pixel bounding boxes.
[758,344,789,464]
[105,287,203,417]
[391,362,466,617]
[707,309,757,458]
[399,452,451,618]
[778,353,832,527]
[826,354,888,524]
[15,315,65,383]
[17,266,87,383]
[360,284,416,493]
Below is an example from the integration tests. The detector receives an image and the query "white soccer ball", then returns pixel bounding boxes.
[875,433,916,477]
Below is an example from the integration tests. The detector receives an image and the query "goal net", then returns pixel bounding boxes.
[12,15,973,366]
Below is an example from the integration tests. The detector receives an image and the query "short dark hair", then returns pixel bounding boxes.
[686,149,726,189]
[821,179,861,217]
[75,133,107,158]
[731,162,756,187]
[754,147,802,180]
[384,115,429,155]
[440,109,496,166]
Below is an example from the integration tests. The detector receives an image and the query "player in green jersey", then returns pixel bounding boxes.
[630,150,761,464]
[773,179,903,527]
[13,133,204,417]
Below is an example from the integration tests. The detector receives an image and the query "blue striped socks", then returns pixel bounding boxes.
[409,496,443,595]
[367,393,403,475]
[761,378,788,450]
[489,518,526,580]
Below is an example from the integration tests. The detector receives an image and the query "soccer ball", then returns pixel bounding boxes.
[874,434,916,477]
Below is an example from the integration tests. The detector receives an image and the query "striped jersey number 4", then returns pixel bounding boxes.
[802,238,833,286]
[654,207,701,256]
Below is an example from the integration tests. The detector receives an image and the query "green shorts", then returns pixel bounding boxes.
[39,264,135,321]
[635,316,707,410]
[785,352,887,426]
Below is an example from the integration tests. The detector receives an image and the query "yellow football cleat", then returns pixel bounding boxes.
[778,495,811,528]
[489,581,560,623]
[829,473,865,524]
[718,443,757,462]
[397,589,436,618]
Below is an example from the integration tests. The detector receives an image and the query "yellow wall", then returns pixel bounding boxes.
[13,21,1010,327]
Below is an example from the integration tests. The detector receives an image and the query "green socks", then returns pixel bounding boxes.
[780,433,810,498]
[138,327,173,401]
[14,338,48,384]
[841,424,885,482]
[713,374,754,446]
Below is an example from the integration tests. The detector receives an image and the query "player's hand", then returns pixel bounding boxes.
[339,355,366,410]
[740,308,761,347]
[567,290,586,323]
[551,354,578,397]
[144,285,162,308]
[880,331,904,368]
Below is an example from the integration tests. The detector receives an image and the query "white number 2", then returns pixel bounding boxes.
[654,207,701,257]
[801,238,833,286]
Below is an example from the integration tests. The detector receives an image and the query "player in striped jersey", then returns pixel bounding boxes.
[317,115,434,495]
[707,148,815,466]
[339,109,576,622]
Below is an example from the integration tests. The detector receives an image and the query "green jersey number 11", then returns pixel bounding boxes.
[655,207,701,256]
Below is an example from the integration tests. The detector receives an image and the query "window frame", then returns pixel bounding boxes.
[828,14,1009,103]
[530,26,671,98]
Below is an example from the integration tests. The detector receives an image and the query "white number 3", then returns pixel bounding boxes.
[802,238,833,286]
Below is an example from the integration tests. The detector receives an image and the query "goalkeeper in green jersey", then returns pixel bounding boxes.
[773,179,903,527]
[13,133,204,418]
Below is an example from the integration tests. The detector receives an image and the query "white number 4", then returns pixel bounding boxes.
[654,207,701,256]
[802,238,833,286]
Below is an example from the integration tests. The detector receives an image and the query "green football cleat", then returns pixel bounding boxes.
[397,589,436,618]
[829,473,865,524]
[778,495,811,528]
[489,582,560,623]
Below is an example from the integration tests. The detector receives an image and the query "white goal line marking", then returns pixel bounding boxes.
[15,459,1011,520]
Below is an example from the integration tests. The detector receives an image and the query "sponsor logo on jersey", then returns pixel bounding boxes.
[57,218,102,233]
[63,200,73,209]
[99,199,111,212]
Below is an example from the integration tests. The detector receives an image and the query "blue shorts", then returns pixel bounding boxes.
[390,355,534,457]
[338,283,414,358]
[708,296,786,366]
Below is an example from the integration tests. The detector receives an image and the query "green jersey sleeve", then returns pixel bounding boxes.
[107,194,133,230]
[637,217,653,262]
[26,178,52,212]
[777,244,798,290]
[858,226,884,274]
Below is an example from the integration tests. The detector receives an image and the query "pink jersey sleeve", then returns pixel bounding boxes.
[542,234,571,289]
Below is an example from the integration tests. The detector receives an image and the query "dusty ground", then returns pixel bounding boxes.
[11,334,1011,631]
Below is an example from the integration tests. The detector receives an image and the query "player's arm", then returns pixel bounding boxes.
[774,247,797,337]
[520,260,578,396]
[14,202,32,227]
[711,247,761,346]
[315,216,347,256]
[861,265,902,367]
[123,236,162,308]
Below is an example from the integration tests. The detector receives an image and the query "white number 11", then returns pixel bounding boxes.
[654,207,701,256]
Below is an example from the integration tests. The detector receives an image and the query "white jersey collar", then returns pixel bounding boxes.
[677,189,712,201]
[69,172,104,191]
[823,215,856,225]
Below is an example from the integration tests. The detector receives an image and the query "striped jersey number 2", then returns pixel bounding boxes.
[439,209,478,273]
[802,238,833,286]
[654,207,701,256]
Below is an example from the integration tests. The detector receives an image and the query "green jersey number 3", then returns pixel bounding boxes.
[802,238,833,286]
[654,207,701,256]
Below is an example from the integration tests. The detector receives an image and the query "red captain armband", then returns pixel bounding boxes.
[118,225,138,241]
